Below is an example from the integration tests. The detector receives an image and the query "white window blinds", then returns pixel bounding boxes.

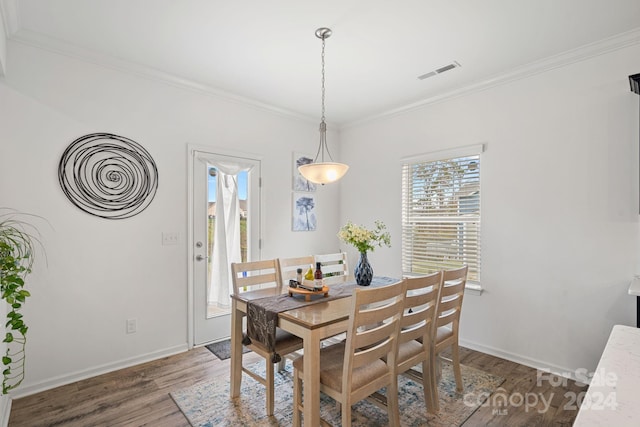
[401,145,482,281]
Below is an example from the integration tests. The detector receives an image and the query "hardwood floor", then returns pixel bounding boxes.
[457,348,586,426]
[8,346,586,426]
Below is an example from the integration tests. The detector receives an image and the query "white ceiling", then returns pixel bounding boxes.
[3,0,640,126]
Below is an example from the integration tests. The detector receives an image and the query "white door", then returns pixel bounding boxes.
[189,147,261,346]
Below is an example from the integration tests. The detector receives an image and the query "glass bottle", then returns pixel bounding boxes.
[314,261,323,289]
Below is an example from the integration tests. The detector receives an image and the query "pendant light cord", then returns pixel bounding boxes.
[321,36,326,124]
[317,31,333,163]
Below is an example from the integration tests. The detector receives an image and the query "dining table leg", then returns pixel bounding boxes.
[303,329,322,427]
[230,299,243,398]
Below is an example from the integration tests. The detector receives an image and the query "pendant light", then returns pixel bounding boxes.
[298,27,349,185]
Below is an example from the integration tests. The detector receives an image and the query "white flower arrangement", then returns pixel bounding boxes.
[337,220,391,254]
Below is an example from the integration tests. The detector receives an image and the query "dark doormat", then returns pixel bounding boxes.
[205,339,251,360]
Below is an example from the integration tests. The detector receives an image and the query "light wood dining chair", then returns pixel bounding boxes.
[315,252,349,286]
[395,272,443,414]
[433,265,468,393]
[231,259,304,416]
[292,280,405,427]
[278,255,315,286]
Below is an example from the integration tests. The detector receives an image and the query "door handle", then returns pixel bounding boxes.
[196,255,206,261]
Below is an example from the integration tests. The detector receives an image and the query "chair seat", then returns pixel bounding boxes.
[435,326,453,343]
[397,339,424,364]
[293,342,389,393]
[417,326,454,346]
[250,328,303,353]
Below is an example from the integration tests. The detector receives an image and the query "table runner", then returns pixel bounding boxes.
[243,276,399,363]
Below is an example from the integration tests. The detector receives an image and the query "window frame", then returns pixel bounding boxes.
[401,144,484,292]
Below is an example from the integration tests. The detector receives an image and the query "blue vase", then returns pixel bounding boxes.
[354,251,373,286]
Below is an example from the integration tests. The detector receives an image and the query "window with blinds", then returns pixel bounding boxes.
[401,145,482,282]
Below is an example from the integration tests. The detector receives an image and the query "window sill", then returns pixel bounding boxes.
[465,281,483,296]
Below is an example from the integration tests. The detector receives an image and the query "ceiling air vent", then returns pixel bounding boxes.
[418,61,461,80]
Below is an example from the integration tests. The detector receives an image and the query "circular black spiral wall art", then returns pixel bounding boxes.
[58,133,159,219]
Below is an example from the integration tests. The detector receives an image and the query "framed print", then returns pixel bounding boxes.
[293,152,317,192]
[293,192,317,231]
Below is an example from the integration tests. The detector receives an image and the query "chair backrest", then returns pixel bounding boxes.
[342,280,405,398]
[277,255,315,285]
[315,252,349,285]
[399,272,443,347]
[230,259,282,295]
[434,265,468,334]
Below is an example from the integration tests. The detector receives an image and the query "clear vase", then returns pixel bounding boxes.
[354,251,373,286]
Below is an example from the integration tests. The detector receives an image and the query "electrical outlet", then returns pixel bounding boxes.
[162,232,178,245]
[126,318,137,334]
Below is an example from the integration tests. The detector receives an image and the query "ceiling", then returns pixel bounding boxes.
[3,0,640,126]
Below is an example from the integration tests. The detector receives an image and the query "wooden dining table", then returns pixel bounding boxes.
[230,277,397,427]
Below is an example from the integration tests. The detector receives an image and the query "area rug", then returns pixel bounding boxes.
[205,339,251,361]
[171,360,504,426]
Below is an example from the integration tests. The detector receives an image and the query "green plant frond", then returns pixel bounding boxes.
[2,274,24,285]
[6,320,23,330]
[0,208,49,266]
[0,208,46,395]
[4,374,25,390]
[6,351,25,360]
[4,373,24,382]
[5,360,25,371]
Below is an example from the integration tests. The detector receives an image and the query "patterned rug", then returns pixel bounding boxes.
[171,359,504,426]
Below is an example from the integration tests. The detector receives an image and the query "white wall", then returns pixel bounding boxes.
[1,10,10,419]
[0,40,343,396]
[0,300,8,425]
[0,0,6,409]
[339,43,640,376]
[0,4,6,76]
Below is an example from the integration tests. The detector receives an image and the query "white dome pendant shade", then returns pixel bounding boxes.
[299,161,349,184]
[297,28,349,185]
[298,121,349,184]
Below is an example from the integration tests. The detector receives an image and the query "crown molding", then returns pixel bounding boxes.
[345,27,640,129]
[9,28,317,125]
[5,19,640,130]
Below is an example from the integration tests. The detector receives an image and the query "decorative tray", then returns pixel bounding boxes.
[288,284,329,301]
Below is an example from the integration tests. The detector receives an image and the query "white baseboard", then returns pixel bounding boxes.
[9,343,189,399]
[0,395,11,427]
[460,338,584,383]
